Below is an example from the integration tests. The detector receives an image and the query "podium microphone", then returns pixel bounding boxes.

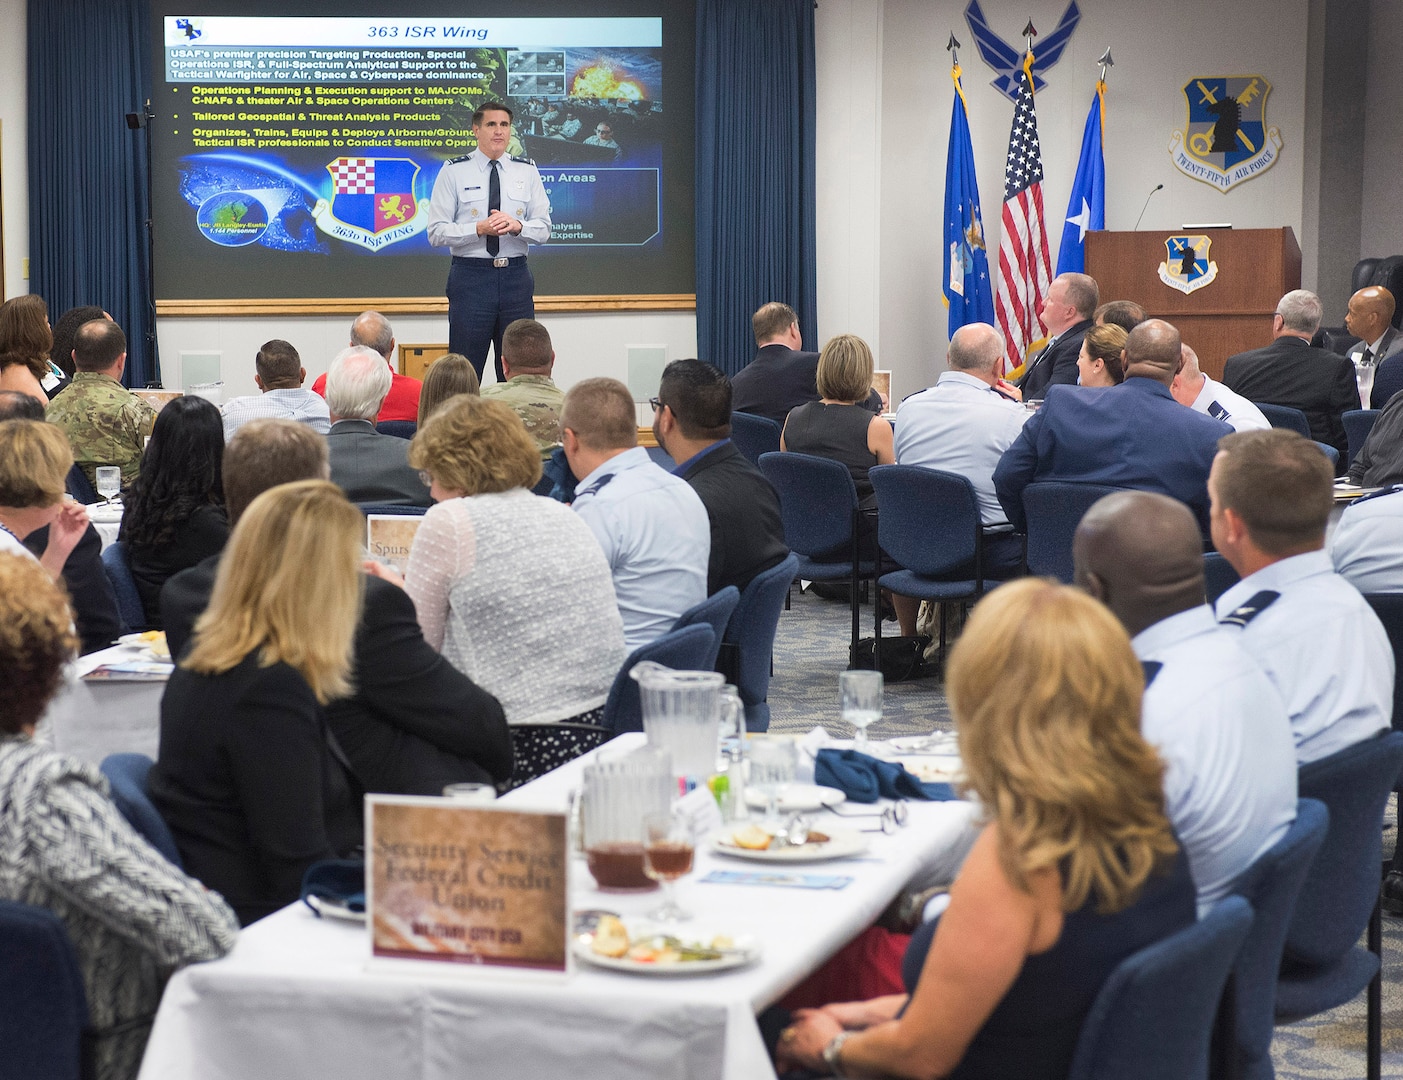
[1133,184,1164,231]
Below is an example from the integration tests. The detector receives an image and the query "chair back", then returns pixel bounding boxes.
[355,503,429,517]
[1022,482,1126,584]
[1225,797,1330,1080]
[729,412,782,467]
[758,451,859,561]
[1367,255,1403,329]
[100,540,148,633]
[64,465,100,505]
[1342,409,1381,467]
[1364,593,1403,730]
[1372,359,1403,410]
[1066,896,1253,1080]
[724,553,799,733]
[870,465,981,578]
[671,587,739,670]
[0,900,89,1080]
[1286,733,1403,967]
[1254,403,1312,438]
[375,420,417,439]
[1311,441,1340,471]
[99,753,184,868]
[602,624,717,734]
[1203,552,1241,606]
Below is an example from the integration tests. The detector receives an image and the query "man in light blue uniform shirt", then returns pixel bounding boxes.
[428,100,551,384]
[1329,486,1403,593]
[1075,490,1297,916]
[1210,429,1393,764]
[562,377,709,649]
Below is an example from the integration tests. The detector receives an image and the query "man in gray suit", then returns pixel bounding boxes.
[1344,286,1403,407]
[325,347,431,506]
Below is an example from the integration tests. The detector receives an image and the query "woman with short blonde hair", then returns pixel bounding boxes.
[410,392,540,496]
[0,418,90,579]
[1077,323,1129,388]
[417,353,481,425]
[151,480,366,924]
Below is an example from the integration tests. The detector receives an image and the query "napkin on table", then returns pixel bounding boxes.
[814,748,957,803]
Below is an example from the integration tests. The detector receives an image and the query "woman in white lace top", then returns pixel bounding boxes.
[0,552,239,1080]
[405,395,626,726]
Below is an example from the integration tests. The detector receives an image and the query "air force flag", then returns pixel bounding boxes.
[1056,81,1106,274]
[944,64,995,335]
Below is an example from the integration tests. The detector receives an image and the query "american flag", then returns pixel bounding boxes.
[995,56,1052,374]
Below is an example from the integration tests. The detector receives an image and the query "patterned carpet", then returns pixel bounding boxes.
[764,585,1403,1078]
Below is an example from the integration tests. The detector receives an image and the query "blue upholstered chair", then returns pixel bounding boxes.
[355,503,429,517]
[729,412,782,467]
[64,465,100,505]
[0,900,90,1080]
[375,420,417,440]
[1254,403,1312,438]
[1311,441,1341,471]
[1274,733,1403,1080]
[1021,482,1126,584]
[671,587,739,671]
[1371,360,1403,410]
[1066,896,1253,1080]
[1223,798,1330,1080]
[100,753,184,869]
[1343,409,1381,468]
[1203,552,1241,607]
[602,624,717,735]
[100,540,148,634]
[723,553,799,732]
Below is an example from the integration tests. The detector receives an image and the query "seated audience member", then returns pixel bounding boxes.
[1015,272,1098,398]
[49,304,108,383]
[562,378,709,648]
[1346,382,1403,487]
[119,395,229,627]
[0,417,92,578]
[407,396,625,729]
[1329,486,1403,592]
[161,418,511,797]
[0,551,238,1080]
[1074,490,1297,914]
[45,319,155,493]
[1094,299,1147,333]
[0,393,122,651]
[480,318,566,457]
[1075,322,1128,387]
[0,294,65,400]
[417,353,480,425]
[151,481,365,925]
[0,349,49,403]
[776,579,1194,1080]
[1211,429,1392,763]
[312,309,422,422]
[994,319,1232,535]
[732,302,883,425]
[652,358,789,595]
[1221,289,1357,457]
[1344,285,1403,408]
[220,339,331,439]
[1171,343,1270,432]
[325,346,431,506]
[782,333,894,505]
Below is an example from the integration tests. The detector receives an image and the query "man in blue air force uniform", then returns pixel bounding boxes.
[428,100,551,384]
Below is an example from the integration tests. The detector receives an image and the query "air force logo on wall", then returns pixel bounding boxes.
[1169,76,1282,192]
[312,158,427,251]
[1158,235,1219,295]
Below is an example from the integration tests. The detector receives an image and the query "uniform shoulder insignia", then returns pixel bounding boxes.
[447,154,471,164]
[575,472,615,500]
[1219,590,1281,628]
[1140,660,1163,688]
[1350,484,1403,506]
[1207,400,1231,421]
[510,154,537,166]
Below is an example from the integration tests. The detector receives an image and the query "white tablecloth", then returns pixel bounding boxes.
[138,734,978,1080]
[86,503,122,551]
[37,644,166,765]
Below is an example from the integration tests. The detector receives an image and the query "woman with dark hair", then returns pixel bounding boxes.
[118,394,229,625]
[50,304,108,383]
[0,294,65,400]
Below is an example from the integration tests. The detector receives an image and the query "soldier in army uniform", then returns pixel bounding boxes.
[481,318,564,459]
[44,319,154,493]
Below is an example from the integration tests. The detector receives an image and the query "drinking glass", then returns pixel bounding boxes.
[642,810,694,922]
[841,669,884,753]
[747,736,797,825]
[95,467,121,508]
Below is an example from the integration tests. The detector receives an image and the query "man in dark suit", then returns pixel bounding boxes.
[1343,286,1403,408]
[994,319,1233,535]
[731,301,884,426]
[325,346,431,506]
[1221,289,1357,456]
[652,358,789,596]
[161,418,511,796]
[1014,272,1099,398]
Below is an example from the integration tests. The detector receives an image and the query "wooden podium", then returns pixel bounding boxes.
[1084,227,1301,381]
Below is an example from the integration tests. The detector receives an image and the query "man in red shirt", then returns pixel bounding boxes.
[311,310,422,423]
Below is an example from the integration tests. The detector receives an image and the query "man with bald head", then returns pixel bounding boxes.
[1074,490,1296,915]
[1170,343,1269,431]
[1345,285,1402,408]
[311,310,422,422]
[993,318,1232,534]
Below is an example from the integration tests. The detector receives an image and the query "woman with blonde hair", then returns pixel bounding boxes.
[1076,322,1129,388]
[150,480,365,924]
[417,352,481,425]
[0,417,91,578]
[779,579,1193,1080]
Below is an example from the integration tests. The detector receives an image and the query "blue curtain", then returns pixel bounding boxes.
[28,0,157,386]
[696,0,817,375]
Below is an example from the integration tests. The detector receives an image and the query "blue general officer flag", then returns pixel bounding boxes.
[944,64,994,334]
[1056,81,1106,274]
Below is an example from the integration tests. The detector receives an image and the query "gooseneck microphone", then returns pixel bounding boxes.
[1133,184,1165,231]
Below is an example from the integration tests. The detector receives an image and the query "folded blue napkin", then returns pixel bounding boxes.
[301,859,366,915]
[814,748,956,803]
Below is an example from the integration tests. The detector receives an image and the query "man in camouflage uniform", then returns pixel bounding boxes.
[481,318,564,459]
[44,319,154,492]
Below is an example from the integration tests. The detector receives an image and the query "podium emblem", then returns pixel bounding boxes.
[1158,235,1219,295]
[1168,75,1282,192]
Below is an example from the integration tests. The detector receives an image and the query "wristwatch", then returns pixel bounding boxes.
[822,1031,853,1077]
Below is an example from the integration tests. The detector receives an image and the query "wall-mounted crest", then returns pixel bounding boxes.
[1168,76,1282,192]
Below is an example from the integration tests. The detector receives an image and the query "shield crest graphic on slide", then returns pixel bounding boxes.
[314,158,426,251]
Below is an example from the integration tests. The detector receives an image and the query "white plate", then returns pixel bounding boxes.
[573,925,759,975]
[117,632,171,661]
[744,783,846,813]
[896,756,962,784]
[884,734,959,755]
[712,827,868,863]
[305,895,366,923]
[87,505,123,523]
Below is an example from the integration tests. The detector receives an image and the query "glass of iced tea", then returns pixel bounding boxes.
[642,810,695,922]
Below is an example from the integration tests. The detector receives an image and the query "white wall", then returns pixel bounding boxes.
[1,0,27,301]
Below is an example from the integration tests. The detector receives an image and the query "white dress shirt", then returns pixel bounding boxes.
[1189,376,1270,432]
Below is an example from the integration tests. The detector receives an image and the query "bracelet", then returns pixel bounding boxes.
[822,1030,854,1078]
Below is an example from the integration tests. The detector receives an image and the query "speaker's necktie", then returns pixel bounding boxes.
[487,159,501,257]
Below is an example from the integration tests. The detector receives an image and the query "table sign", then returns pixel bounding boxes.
[132,389,183,412]
[366,795,570,972]
[366,515,423,573]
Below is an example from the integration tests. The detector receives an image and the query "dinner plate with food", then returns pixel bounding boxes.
[712,823,868,863]
[574,914,759,975]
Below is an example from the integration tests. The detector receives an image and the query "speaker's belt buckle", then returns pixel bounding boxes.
[493,257,509,268]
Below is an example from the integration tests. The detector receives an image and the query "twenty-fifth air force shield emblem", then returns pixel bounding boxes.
[1158,235,1219,295]
[1168,75,1282,192]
